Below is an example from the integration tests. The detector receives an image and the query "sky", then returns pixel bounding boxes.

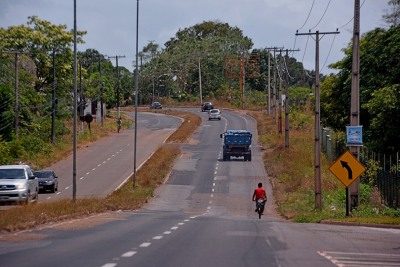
[0,0,390,74]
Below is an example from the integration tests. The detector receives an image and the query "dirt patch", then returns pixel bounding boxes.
[0,212,130,242]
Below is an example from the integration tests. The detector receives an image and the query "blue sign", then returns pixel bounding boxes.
[346,126,363,146]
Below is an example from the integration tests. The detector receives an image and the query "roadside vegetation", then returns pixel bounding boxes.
[1,103,399,232]
[250,110,400,225]
[1,1,400,231]
[0,109,199,232]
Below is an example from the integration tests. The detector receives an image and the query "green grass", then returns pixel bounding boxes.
[250,110,400,226]
[1,106,399,232]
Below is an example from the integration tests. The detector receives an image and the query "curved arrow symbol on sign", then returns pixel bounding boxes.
[340,160,353,180]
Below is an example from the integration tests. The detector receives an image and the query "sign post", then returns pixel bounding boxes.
[329,151,366,216]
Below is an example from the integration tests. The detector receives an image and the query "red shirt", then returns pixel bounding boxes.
[253,187,266,200]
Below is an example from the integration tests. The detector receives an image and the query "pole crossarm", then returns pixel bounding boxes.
[264,46,284,51]
[296,30,340,41]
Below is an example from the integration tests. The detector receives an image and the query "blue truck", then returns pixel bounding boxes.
[220,130,252,161]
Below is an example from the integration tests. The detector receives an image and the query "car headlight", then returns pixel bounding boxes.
[16,183,27,189]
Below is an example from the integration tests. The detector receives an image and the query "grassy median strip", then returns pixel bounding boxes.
[0,110,200,233]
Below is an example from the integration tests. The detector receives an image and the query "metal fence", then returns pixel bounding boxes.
[321,127,400,209]
[359,150,400,209]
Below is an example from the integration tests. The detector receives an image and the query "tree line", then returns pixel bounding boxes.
[0,0,399,164]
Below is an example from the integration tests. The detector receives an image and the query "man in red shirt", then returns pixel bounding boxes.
[252,182,267,218]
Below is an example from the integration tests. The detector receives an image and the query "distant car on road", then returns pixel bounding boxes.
[33,170,58,193]
[150,101,162,109]
[208,109,221,120]
[0,165,39,204]
[201,102,213,112]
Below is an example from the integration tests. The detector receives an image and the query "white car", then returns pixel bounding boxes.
[208,109,221,120]
[0,165,39,204]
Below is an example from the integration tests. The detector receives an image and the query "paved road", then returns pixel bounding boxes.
[39,111,182,201]
[0,108,399,267]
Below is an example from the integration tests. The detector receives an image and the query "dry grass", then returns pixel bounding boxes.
[250,110,400,225]
[0,110,197,232]
[2,107,399,232]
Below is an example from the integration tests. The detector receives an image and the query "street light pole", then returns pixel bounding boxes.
[72,0,77,202]
[133,0,140,189]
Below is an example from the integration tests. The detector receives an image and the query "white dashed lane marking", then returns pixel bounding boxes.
[121,251,137,257]
[139,242,151,248]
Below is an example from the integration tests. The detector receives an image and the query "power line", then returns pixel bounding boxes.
[298,0,316,31]
[310,0,332,30]
[320,33,337,72]
[339,0,366,29]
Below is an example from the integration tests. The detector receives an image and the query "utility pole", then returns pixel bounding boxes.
[283,48,300,148]
[296,29,340,209]
[51,49,57,144]
[133,0,140,190]
[240,52,245,110]
[349,0,361,211]
[73,0,77,203]
[14,53,19,136]
[7,50,30,137]
[98,56,108,127]
[278,50,283,134]
[267,51,271,113]
[108,55,126,119]
[265,47,284,114]
[4,50,31,137]
[79,61,84,132]
[273,49,277,121]
[198,57,203,105]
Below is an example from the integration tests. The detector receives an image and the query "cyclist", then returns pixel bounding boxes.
[252,182,267,218]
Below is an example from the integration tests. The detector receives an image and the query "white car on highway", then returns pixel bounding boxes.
[208,109,221,120]
[0,165,39,204]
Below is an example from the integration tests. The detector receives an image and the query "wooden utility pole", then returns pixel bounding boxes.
[265,47,283,115]
[296,29,340,209]
[273,49,277,121]
[14,53,19,136]
[278,50,283,134]
[109,55,126,119]
[51,50,57,144]
[224,53,259,110]
[349,0,361,211]
[284,48,300,148]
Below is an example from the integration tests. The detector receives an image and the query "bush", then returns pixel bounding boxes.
[0,137,13,164]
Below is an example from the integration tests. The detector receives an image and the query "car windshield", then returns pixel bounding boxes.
[210,110,219,113]
[0,169,25,179]
[33,171,52,178]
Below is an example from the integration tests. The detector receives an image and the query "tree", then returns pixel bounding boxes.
[363,85,400,153]
[0,16,86,141]
[384,0,400,26]
[321,25,400,153]
[140,21,254,101]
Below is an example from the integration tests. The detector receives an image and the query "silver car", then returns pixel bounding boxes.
[208,109,221,120]
[0,165,39,204]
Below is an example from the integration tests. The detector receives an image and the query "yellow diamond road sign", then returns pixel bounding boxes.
[329,151,366,187]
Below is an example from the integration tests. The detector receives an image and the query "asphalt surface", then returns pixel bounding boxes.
[0,108,399,267]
